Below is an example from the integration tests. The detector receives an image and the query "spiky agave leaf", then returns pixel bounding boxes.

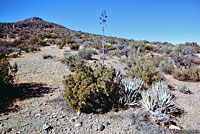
[119,77,144,107]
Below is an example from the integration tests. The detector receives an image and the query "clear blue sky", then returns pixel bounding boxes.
[1,0,200,45]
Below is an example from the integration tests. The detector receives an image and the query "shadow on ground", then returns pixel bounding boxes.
[0,83,54,113]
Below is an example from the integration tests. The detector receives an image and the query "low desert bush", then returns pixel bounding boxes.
[63,65,121,113]
[173,67,200,81]
[127,57,165,86]
[181,46,197,55]
[69,43,79,51]
[159,57,176,74]
[91,41,101,49]
[78,48,95,60]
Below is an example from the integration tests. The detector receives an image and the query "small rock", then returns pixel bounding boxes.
[1,130,6,134]
[77,111,81,116]
[43,123,52,132]
[98,124,105,131]
[69,118,75,123]
[7,128,12,133]
[89,124,93,129]
[103,122,110,126]
[35,113,41,118]
[74,122,82,127]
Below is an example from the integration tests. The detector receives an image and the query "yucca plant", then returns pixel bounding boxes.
[116,70,144,107]
[141,81,177,116]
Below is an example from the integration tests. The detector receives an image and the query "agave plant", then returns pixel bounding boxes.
[141,81,177,116]
[118,76,144,107]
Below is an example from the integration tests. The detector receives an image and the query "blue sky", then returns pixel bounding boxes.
[1,0,200,45]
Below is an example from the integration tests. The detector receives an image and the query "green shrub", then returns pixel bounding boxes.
[159,57,176,74]
[78,48,95,60]
[173,67,200,81]
[91,41,101,49]
[127,57,165,86]
[69,43,79,51]
[63,65,120,113]
[0,58,18,99]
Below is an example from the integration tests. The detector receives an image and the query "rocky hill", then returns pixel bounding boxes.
[0,17,66,30]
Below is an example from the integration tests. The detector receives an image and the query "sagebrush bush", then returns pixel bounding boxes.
[63,65,120,113]
[181,46,197,55]
[78,48,95,60]
[61,54,86,72]
[69,43,79,51]
[159,57,176,74]
[127,57,165,86]
[173,67,200,81]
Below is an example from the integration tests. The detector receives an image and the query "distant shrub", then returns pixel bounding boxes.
[78,48,95,60]
[131,42,153,53]
[63,65,120,113]
[178,83,192,94]
[69,43,79,51]
[66,36,75,44]
[159,57,176,74]
[91,41,101,49]
[61,54,86,72]
[181,46,197,55]
[173,67,200,81]
[127,57,165,86]
[121,46,132,57]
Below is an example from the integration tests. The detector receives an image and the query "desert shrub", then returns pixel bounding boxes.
[178,84,192,94]
[69,43,79,51]
[57,38,66,49]
[131,42,153,53]
[173,44,184,54]
[78,48,95,60]
[181,46,197,55]
[66,36,75,44]
[173,67,200,81]
[159,57,176,74]
[127,57,165,86]
[0,58,18,99]
[91,41,101,49]
[63,65,121,113]
[61,54,86,72]
[121,46,132,57]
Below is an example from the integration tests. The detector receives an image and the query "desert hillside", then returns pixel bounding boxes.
[0,17,200,134]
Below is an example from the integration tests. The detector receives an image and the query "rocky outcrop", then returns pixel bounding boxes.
[0,17,66,30]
